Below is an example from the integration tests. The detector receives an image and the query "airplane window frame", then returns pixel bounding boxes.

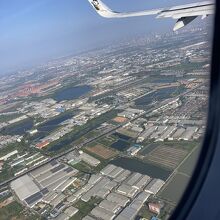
[170,1,219,219]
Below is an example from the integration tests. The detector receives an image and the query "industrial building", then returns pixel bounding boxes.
[81,177,111,202]
[106,192,130,207]
[108,166,124,178]
[127,145,143,156]
[115,206,137,220]
[150,126,167,140]
[10,160,78,208]
[101,164,117,176]
[90,206,116,220]
[64,206,79,218]
[169,128,185,140]
[99,200,121,213]
[137,126,157,142]
[181,127,198,140]
[125,172,142,186]
[116,184,138,198]
[145,179,165,194]
[10,174,45,207]
[115,191,150,220]
[157,126,177,141]
[132,175,151,190]
[115,169,131,183]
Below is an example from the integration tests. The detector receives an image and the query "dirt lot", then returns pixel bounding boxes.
[86,144,118,159]
[146,146,188,169]
[112,116,128,123]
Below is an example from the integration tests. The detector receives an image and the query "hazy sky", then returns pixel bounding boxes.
[0,0,204,74]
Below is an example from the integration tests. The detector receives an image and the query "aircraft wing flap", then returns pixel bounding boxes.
[157,2,215,19]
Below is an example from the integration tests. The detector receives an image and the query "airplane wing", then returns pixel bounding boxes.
[87,0,215,31]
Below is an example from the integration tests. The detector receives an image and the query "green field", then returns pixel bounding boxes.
[158,146,201,205]
[178,147,200,175]
[159,173,190,204]
[0,201,41,220]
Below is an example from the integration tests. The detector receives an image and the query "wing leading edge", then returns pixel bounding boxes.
[87,0,215,31]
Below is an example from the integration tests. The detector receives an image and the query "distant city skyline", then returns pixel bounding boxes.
[0,0,205,74]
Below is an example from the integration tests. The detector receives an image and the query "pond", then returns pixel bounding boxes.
[1,119,33,135]
[135,87,183,106]
[110,157,171,181]
[38,112,74,132]
[111,140,130,151]
[54,85,92,102]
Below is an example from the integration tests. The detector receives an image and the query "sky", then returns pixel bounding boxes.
[0,0,204,74]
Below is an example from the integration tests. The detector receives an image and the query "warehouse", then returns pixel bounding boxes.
[157,126,177,141]
[81,177,110,202]
[150,126,167,140]
[64,206,79,218]
[137,126,157,142]
[71,188,86,200]
[42,191,58,204]
[132,175,151,190]
[47,176,70,192]
[51,193,66,207]
[106,192,130,207]
[181,127,198,140]
[115,169,131,183]
[127,146,142,156]
[145,179,165,194]
[35,163,66,182]
[88,174,102,184]
[30,160,59,178]
[90,206,116,220]
[101,164,117,176]
[116,184,138,198]
[99,200,121,213]
[24,188,49,207]
[125,172,142,186]
[11,160,79,208]
[40,167,78,188]
[10,174,42,207]
[129,191,150,211]
[96,188,110,199]
[55,177,77,192]
[135,191,151,203]
[108,166,124,178]
[82,183,94,192]
[104,180,118,190]
[115,206,137,220]
[169,128,185,140]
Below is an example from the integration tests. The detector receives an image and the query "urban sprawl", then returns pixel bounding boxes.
[0,25,210,220]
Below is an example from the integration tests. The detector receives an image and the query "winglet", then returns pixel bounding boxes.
[87,0,116,18]
[173,16,197,31]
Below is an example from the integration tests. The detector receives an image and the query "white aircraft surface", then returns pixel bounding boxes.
[87,0,215,31]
